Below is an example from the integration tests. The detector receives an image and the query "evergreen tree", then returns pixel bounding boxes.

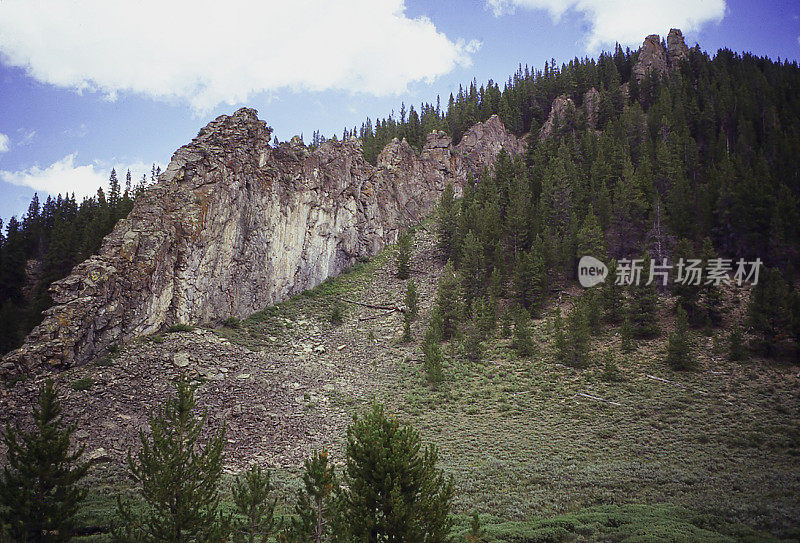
[620,314,634,352]
[405,278,419,321]
[339,404,454,542]
[576,205,607,262]
[728,327,746,361]
[422,327,445,384]
[395,232,412,280]
[435,261,462,340]
[747,267,789,356]
[627,254,660,339]
[512,308,536,357]
[562,301,591,368]
[600,260,624,323]
[666,304,695,370]
[699,238,724,326]
[114,377,228,542]
[285,450,339,543]
[459,230,485,312]
[437,183,459,260]
[512,242,546,313]
[671,238,702,325]
[462,318,484,363]
[466,512,483,543]
[0,379,90,543]
[232,465,280,543]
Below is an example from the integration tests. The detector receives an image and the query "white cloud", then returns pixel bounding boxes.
[486,0,726,51]
[0,155,160,200]
[0,133,9,153]
[0,0,480,113]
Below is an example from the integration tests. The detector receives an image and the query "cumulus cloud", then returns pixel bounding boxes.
[0,155,160,200]
[486,0,726,51]
[0,0,480,113]
[0,133,9,153]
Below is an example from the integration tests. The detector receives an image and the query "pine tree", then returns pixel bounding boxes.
[620,314,634,352]
[576,204,607,262]
[512,243,546,313]
[699,238,723,326]
[564,301,591,368]
[435,261,462,340]
[114,377,228,542]
[513,307,536,357]
[459,230,485,312]
[747,267,789,356]
[627,254,660,339]
[728,327,746,361]
[466,512,484,543]
[422,328,445,384]
[285,449,339,543]
[232,465,280,543]
[462,317,484,363]
[0,379,90,542]
[600,260,624,324]
[671,238,701,325]
[666,304,695,370]
[600,349,621,382]
[437,183,459,260]
[339,404,454,542]
[405,278,419,321]
[395,232,412,280]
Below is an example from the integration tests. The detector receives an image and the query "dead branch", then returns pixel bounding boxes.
[358,311,397,322]
[342,298,405,312]
[646,374,708,395]
[576,392,621,406]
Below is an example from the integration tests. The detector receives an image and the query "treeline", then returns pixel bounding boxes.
[353,46,639,163]
[357,43,800,267]
[0,167,158,355]
[0,378,457,541]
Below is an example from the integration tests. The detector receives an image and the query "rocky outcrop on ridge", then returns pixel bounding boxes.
[633,28,690,83]
[2,109,523,376]
[539,94,576,141]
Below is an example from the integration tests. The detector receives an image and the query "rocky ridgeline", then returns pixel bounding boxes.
[2,109,523,375]
[633,28,690,83]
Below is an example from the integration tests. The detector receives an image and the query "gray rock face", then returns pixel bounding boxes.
[539,94,576,141]
[666,28,689,68]
[633,34,668,83]
[633,28,689,83]
[2,109,523,375]
[583,87,601,130]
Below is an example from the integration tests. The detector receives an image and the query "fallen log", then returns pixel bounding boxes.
[342,298,405,312]
[576,392,621,406]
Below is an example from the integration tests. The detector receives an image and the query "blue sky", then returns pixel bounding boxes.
[0,0,798,222]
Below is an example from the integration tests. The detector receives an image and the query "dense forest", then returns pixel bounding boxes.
[0,168,157,354]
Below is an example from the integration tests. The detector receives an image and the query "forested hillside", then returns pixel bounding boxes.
[0,168,156,354]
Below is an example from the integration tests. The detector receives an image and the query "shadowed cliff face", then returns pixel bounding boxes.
[2,108,524,374]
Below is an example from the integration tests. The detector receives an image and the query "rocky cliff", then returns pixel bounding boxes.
[633,28,689,83]
[2,109,523,375]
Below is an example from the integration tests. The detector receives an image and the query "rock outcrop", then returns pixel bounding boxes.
[666,28,689,68]
[633,34,668,83]
[539,94,576,141]
[633,28,689,83]
[583,87,601,130]
[2,109,523,375]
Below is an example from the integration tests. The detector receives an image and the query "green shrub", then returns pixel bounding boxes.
[329,302,345,325]
[222,317,241,329]
[167,323,194,333]
[71,378,96,391]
